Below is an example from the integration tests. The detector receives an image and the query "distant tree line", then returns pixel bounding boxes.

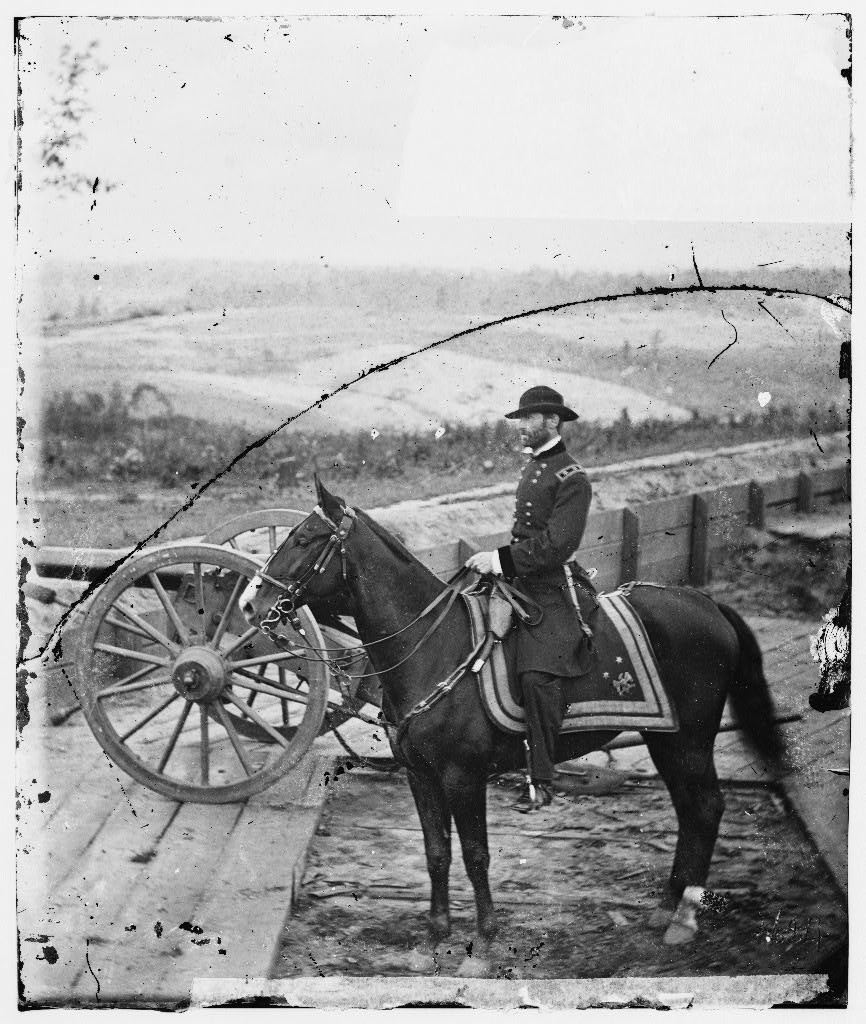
[41,384,847,489]
[37,260,851,326]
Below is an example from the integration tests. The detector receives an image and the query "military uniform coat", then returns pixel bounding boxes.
[496,440,593,677]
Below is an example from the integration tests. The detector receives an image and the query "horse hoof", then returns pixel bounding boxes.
[663,921,698,945]
[662,886,704,944]
[456,955,491,978]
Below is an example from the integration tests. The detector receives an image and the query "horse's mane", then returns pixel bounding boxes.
[354,508,441,582]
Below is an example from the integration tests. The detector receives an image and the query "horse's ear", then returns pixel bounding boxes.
[314,475,345,521]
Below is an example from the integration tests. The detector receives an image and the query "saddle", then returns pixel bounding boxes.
[472,565,600,673]
[464,585,678,735]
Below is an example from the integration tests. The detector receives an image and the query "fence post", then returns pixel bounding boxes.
[797,471,815,513]
[748,481,766,529]
[690,494,711,586]
[620,508,640,583]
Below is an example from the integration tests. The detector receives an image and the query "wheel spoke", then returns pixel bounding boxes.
[98,662,158,692]
[245,664,265,708]
[199,705,210,784]
[219,626,260,657]
[228,650,301,670]
[229,669,311,704]
[213,702,254,776]
[94,642,171,667]
[223,689,290,748]
[111,600,180,654]
[227,536,240,550]
[104,615,155,642]
[279,667,290,725]
[119,692,181,741]
[268,525,277,552]
[157,701,193,772]
[147,572,192,644]
[98,673,173,700]
[194,563,206,632]
[211,574,248,648]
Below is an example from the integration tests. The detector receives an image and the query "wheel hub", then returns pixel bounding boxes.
[171,646,227,702]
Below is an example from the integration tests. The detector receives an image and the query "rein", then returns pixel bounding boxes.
[258,505,475,672]
[393,622,488,749]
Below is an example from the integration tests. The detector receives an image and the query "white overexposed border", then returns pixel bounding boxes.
[4,1,858,1021]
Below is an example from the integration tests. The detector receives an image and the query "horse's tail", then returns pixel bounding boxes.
[716,603,786,769]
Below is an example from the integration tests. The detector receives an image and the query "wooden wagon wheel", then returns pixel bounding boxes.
[202,508,306,558]
[75,543,329,803]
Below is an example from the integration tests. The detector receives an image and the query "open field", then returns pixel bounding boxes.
[24,268,848,438]
[21,262,849,560]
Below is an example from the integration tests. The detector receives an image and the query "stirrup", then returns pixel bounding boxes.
[512,781,553,813]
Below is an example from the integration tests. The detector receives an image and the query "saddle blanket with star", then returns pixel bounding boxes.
[464,589,678,735]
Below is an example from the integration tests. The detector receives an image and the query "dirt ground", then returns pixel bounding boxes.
[705,521,850,622]
[272,769,846,982]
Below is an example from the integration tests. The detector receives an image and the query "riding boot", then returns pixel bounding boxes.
[520,671,564,783]
[513,671,564,813]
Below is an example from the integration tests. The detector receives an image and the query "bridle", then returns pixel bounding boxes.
[258,504,356,642]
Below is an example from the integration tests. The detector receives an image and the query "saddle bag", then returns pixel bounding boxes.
[488,589,515,640]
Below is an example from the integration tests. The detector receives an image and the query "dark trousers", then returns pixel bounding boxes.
[520,671,566,783]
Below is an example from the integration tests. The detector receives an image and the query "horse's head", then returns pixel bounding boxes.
[239,476,355,640]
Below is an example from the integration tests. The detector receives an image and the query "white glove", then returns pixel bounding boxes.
[465,551,497,574]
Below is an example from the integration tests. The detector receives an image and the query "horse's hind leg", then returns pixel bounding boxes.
[644,736,725,941]
[406,767,453,942]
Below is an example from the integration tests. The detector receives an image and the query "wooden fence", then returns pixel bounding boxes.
[34,463,848,591]
[412,462,850,590]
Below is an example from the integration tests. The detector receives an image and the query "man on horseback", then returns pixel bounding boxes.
[465,385,593,812]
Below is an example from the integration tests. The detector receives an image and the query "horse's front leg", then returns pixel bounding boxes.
[405,767,452,942]
[444,768,497,976]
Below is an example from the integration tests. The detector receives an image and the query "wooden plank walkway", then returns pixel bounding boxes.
[17,666,335,1008]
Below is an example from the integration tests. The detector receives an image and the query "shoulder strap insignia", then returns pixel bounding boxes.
[556,463,581,482]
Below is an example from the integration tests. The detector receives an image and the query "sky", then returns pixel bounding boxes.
[16,13,852,272]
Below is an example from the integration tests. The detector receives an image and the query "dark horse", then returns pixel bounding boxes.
[241,479,784,974]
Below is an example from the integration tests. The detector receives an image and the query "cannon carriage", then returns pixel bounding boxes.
[56,509,384,803]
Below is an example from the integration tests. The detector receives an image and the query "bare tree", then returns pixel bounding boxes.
[39,39,115,197]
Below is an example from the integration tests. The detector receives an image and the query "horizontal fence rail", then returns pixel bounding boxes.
[33,463,849,591]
